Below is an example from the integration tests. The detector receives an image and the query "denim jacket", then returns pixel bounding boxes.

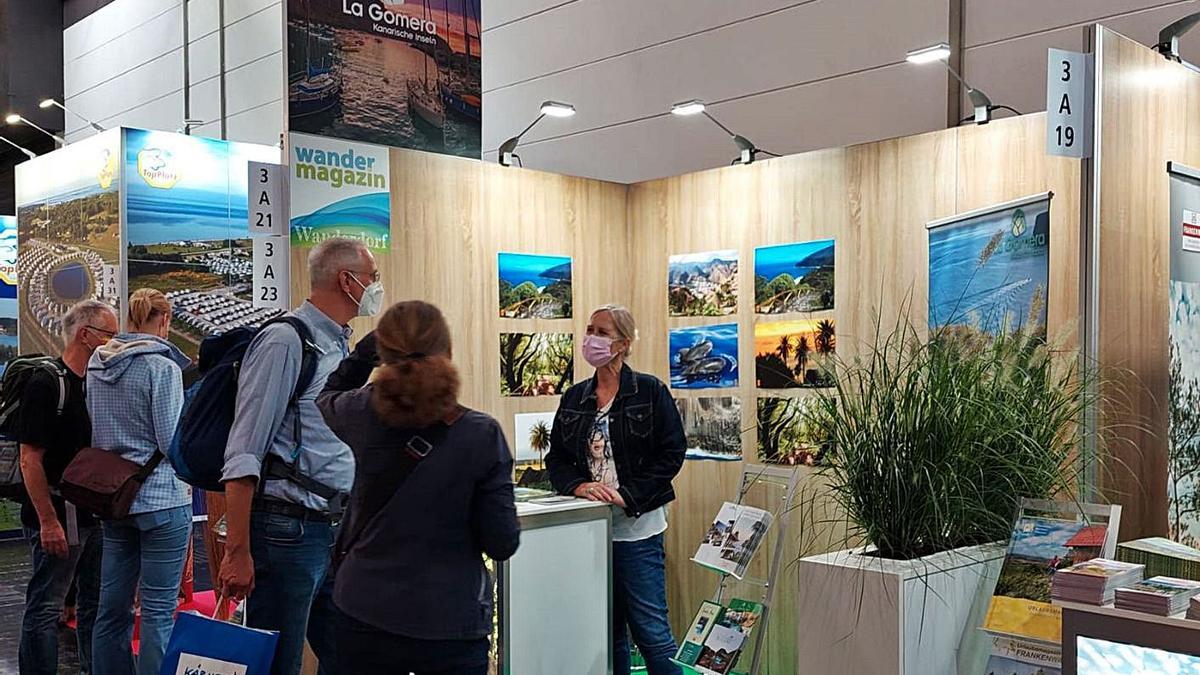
[546,365,686,518]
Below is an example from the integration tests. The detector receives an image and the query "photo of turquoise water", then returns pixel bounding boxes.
[1077,636,1200,673]
[928,199,1050,337]
[498,252,572,319]
[669,324,739,389]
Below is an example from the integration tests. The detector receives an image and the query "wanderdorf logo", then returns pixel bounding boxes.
[97,149,117,190]
[137,148,181,189]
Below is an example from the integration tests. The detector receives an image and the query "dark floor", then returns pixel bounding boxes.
[0,524,211,675]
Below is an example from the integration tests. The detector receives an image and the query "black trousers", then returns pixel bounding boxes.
[335,605,490,675]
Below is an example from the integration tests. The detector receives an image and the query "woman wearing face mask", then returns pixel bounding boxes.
[545,304,686,675]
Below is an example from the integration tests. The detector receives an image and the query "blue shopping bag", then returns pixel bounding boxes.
[159,606,278,675]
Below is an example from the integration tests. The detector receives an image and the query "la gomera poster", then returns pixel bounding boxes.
[288,0,482,159]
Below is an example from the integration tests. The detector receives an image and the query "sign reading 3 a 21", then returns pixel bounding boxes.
[1046,48,1093,158]
[248,161,287,236]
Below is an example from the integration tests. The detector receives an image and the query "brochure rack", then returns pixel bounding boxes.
[701,463,800,675]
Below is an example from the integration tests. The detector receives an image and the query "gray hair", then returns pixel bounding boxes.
[592,304,638,357]
[307,238,370,290]
[61,300,117,343]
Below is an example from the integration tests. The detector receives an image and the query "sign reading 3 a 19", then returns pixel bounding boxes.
[248,161,287,236]
[1046,48,1093,158]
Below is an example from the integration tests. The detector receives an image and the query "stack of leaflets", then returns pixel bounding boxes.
[1051,559,1144,605]
[1188,595,1200,620]
[983,654,1060,675]
[673,599,764,675]
[1113,576,1200,616]
[692,502,774,580]
[1116,537,1200,581]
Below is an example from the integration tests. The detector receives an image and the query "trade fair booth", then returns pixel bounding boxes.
[13,7,1200,674]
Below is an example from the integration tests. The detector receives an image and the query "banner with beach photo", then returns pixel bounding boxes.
[287,0,482,159]
[289,132,391,252]
[0,216,16,372]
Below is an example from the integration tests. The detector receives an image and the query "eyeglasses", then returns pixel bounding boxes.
[84,325,116,340]
[345,269,381,283]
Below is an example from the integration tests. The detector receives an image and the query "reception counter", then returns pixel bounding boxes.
[498,498,613,675]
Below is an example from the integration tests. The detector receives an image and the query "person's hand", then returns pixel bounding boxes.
[218,548,255,601]
[39,518,68,559]
[607,490,627,509]
[574,482,609,502]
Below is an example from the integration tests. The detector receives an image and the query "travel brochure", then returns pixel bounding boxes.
[1116,537,1200,580]
[1049,558,1144,605]
[1113,576,1200,616]
[693,502,774,580]
[673,599,763,675]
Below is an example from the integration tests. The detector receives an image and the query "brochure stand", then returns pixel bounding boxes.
[704,463,800,675]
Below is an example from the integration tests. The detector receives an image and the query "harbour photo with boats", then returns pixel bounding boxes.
[288,0,482,159]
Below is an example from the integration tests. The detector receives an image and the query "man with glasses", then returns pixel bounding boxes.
[219,238,381,675]
[18,299,118,675]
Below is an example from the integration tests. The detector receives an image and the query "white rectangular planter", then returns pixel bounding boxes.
[796,543,1005,674]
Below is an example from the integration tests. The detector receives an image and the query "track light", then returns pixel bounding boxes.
[39,98,105,132]
[0,134,37,159]
[498,100,576,168]
[5,114,66,145]
[1155,11,1200,61]
[669,99,773,165]
[906,43,1017,125]
[178,119,205,135]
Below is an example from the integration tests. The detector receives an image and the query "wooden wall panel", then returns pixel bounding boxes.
[1095,27,1200,539]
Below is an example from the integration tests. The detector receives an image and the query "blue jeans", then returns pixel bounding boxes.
[93,505,191,675]
[613,533,681,675]
[308,569,338,675]
[20,521,102,675]
[247,511,333,675]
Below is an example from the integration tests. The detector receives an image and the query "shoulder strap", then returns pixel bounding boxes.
[135,452,166,480]
[40,361,69,416]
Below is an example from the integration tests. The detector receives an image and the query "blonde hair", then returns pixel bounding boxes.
[592,304,638,357]
[128,288,171,331]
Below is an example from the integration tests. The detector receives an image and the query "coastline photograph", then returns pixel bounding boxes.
[499,332,574,396]
[754,239,835,314]
[929,199,1050,339]
[669,324,739,390]
[669,250,739,317]
[754,319,836,389]
[498,252,572,319]
[288,0,482,159]
[677,397,743,461]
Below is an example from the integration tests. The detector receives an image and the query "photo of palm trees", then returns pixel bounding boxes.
[499,332,573,396]
[754,319,835,389]
[754,239,835,314]
[513,412,554,463]
[757,397,829,466]
[498,252,572,319]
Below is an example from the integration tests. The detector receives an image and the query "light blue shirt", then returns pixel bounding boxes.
[86,333,191,515]
[221,301,354,511]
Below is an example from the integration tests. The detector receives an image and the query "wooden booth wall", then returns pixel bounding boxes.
[1094,26,1200,540]
[626,112,1082,671]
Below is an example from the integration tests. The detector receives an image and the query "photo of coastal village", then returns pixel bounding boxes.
[669,250,739,317]
[288,0,482,159]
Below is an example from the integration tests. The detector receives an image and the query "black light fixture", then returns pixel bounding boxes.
[498,101,576,167]
[178,119,205,135]
[906,42,1019,125]
[670,100,773,165]
[39,98,105,132]
[0,134,36,159]
[5,113,65,145]
[1155,11,1200,61]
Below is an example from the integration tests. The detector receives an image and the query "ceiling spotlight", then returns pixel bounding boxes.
[39,98,106,132]
[539,101,576,118]
[0,134,37,159]
[178,119,205,135]
[670,100,707,116]
[5,114,66,145]
[905,43,952,65]
[498,100,576,167]
[1155,11,1200,61]
[670,100,775,166]
[906,42,1017,125]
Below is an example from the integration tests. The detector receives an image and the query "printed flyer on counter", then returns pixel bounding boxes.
[289,132,391,252]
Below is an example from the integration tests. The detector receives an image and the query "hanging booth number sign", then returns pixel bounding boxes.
[248,161,290,310]
[1046,48,1093,158]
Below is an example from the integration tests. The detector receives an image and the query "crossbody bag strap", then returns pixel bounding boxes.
[135,452,166,481]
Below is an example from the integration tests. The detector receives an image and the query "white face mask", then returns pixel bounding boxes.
[347,273,385,317]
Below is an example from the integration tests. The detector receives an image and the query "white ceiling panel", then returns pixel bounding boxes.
[505,61,947,184]
[963,0,1186,47]
[483,0,809,90]
[961,26,1088,121]
[483,0,571,31]
[482,0,949,154]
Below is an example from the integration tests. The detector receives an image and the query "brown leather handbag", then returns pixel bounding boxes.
[59,449,164,520]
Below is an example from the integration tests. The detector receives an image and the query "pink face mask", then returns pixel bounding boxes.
[582,334,618,368]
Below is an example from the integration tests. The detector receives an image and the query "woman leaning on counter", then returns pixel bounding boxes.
[545,304,687,675]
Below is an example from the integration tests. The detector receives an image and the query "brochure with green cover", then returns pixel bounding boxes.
[675,599,765,675]
[675,601,723,666]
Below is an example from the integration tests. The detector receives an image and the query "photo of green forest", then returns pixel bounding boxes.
[500,332,574,396]
[756,397,829,466]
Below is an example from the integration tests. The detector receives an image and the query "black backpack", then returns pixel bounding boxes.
[0,356,69,499]
[169,317,339,502]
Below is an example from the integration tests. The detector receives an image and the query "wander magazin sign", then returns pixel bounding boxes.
[287,0,482,159]
[289,133,391,252]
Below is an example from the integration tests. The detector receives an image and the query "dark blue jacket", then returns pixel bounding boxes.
[316,334,519,640]
[546,365,686,518]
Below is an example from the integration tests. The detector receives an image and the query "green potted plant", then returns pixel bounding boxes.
[793,314,1098,674]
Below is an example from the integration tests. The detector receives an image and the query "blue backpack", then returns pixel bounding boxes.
[169,317,320,493]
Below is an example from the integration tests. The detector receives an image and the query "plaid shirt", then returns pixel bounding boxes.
[86,333,191,515]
